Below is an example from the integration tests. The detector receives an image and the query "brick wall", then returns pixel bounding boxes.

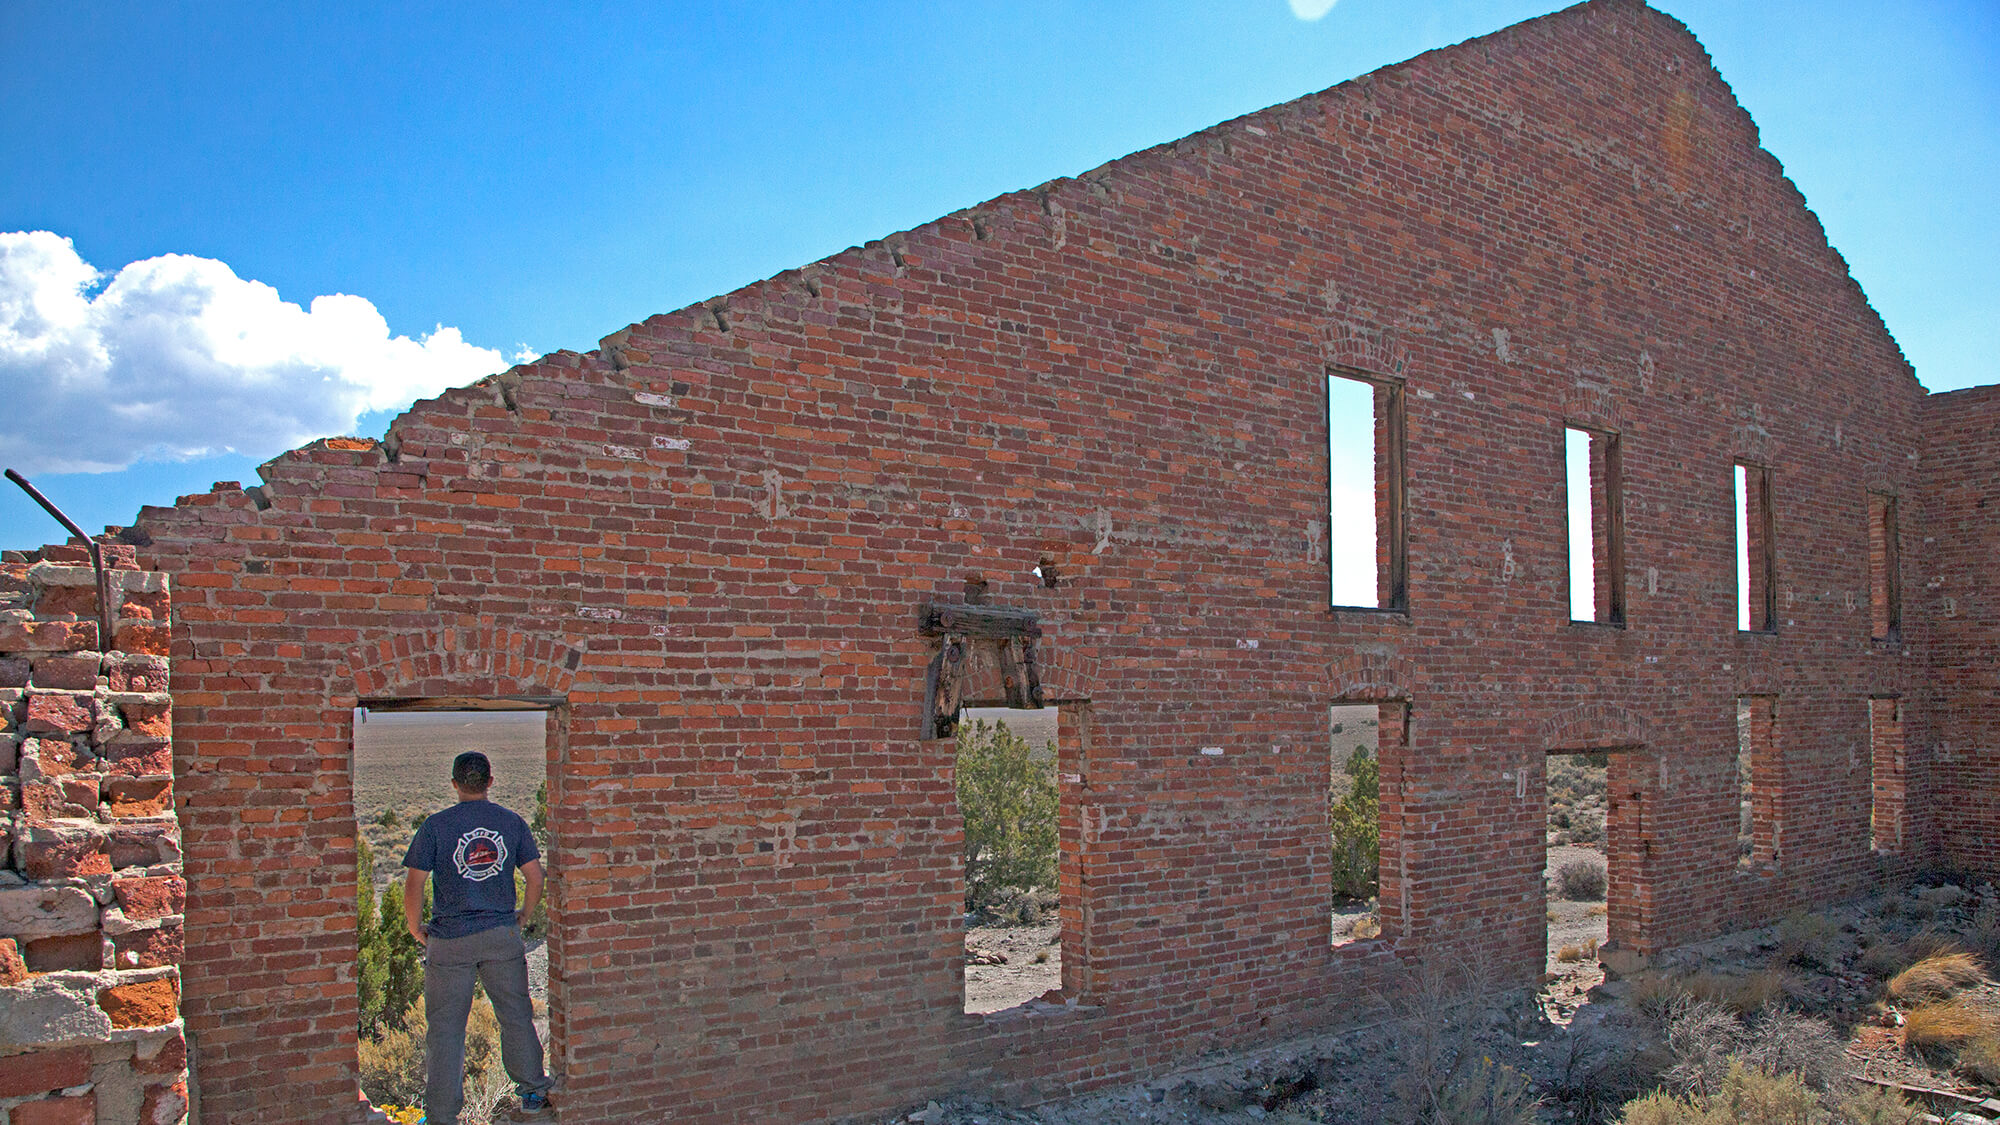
[92,0,1990,1122]
[1917,385,2000,873]
[1,544,189,1125]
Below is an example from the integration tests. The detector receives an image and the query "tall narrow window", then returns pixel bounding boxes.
[1328,701,1406,947]
[1735,464,1775,632]
[1869,696,1905,853]
[1327,369,1407,611]
[1735,696,1780,868]
[1868,493,1901,641]
[1565,426,1624,624]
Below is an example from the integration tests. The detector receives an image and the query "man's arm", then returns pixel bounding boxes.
[403,867,429,945]
[517,859,543,928]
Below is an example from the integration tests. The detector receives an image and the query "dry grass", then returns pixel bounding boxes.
[1631,969,1788,1020]
[1887,951,1987,1002]
[1903,997,2000,1050]
[1558,939,1600,963]
[1959,1034,2000,1085]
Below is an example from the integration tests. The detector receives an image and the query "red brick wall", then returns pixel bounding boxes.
[117,1,1971,1121]
[1917,385,2000,874]
[0,544,189,1125]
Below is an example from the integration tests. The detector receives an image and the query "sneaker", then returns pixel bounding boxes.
[510,1092,553,1121]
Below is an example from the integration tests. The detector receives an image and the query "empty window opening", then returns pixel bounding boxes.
[1329,701,1405,947]
[353,705,553,1113]
[1735,696,1780,868]
[1566,426,1625,624]
[958,706,1066,1014]
[1327,369,1407,611]
[1736,464,1776,632]
[1868,493,1901,640]
[1869,696,1906,853]
[1545,752,1608,981]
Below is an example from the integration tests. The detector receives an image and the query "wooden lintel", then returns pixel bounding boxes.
[360,696,563,713]
[918,602,1041,640]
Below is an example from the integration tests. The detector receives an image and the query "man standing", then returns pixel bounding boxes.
[403,751,555,1123]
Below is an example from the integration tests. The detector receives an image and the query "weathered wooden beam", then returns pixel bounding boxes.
[918,602,1041,639]
[360,695,563,713]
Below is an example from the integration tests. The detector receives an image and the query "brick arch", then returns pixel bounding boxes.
[1325,652,1413,702]
[343,625,583,701]
[1541,701,1652,752]
[1325,323,1411,378]
[1563,379,1624,433]
[958,633,1097,706]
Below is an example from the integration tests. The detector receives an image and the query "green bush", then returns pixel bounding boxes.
[358,858,427,1040]
[957,719,1058,914]
[1330,745,1380,901]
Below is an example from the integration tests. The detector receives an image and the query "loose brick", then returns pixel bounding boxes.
[0,937,26,986]
[104,778,172,819]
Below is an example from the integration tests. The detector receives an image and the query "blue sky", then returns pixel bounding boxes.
[2,0,1994,551]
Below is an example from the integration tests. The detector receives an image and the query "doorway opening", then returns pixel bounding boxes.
[958,705,1066,1015]
[351,702,555,1119]
[1545,751,1610,998]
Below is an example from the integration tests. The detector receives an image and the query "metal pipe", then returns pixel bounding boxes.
[6,469,115,652]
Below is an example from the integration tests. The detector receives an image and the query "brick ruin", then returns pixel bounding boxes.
[2,1,1997,1122]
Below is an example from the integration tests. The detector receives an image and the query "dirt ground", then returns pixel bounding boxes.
[912,867,2000,1125]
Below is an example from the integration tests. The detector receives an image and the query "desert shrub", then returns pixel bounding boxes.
[958,719,1058,913]
[1623,1062,1917,1125]
[1737,1008,1846,1093]
[1557,858,1609,902]
[1777,913,1842,971]
[359,877,428,1039]
[1887,951,1986,1002]
[1549,1025,1652,1125]
[1904,996,1999,1051]
[1427,1056,1542,1125]
[359,996,501,1110]
[1329,744,1380,901]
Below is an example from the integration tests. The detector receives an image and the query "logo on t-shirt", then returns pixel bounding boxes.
[452,827,508,882]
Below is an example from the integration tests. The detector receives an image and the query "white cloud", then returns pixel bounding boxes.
[1288,0,1338,21]
[0,231,509,474]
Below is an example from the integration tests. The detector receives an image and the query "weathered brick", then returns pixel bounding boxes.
[104,778,171,819]
[116,700,171,739]
[9,1092,97,1125]
[98,977,178,1029]
[138,1079,188,1125]
[111,623,169,657]
[0,937,26,986]
[18,825,111,880]
[0,1045,91,1098]
[0,656,28,687]
[101,739,172,777]
[113,874,186,921]
[20,693,92,736]
[26,655,96,691]
[22,932,102,973]
[112,923,182,969]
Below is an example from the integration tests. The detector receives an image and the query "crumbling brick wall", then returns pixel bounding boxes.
[1,544,189,1124]
[89,1,1988,1122]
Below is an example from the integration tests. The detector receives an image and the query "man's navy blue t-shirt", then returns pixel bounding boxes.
[402,799,540,941]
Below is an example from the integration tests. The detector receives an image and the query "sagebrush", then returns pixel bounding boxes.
[1330,743,1380,901]
[958,719,1058,913]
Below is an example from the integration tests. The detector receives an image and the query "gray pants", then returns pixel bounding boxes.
[423,924,552,1125]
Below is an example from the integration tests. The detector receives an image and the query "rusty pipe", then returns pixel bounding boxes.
[6,469,115,652]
